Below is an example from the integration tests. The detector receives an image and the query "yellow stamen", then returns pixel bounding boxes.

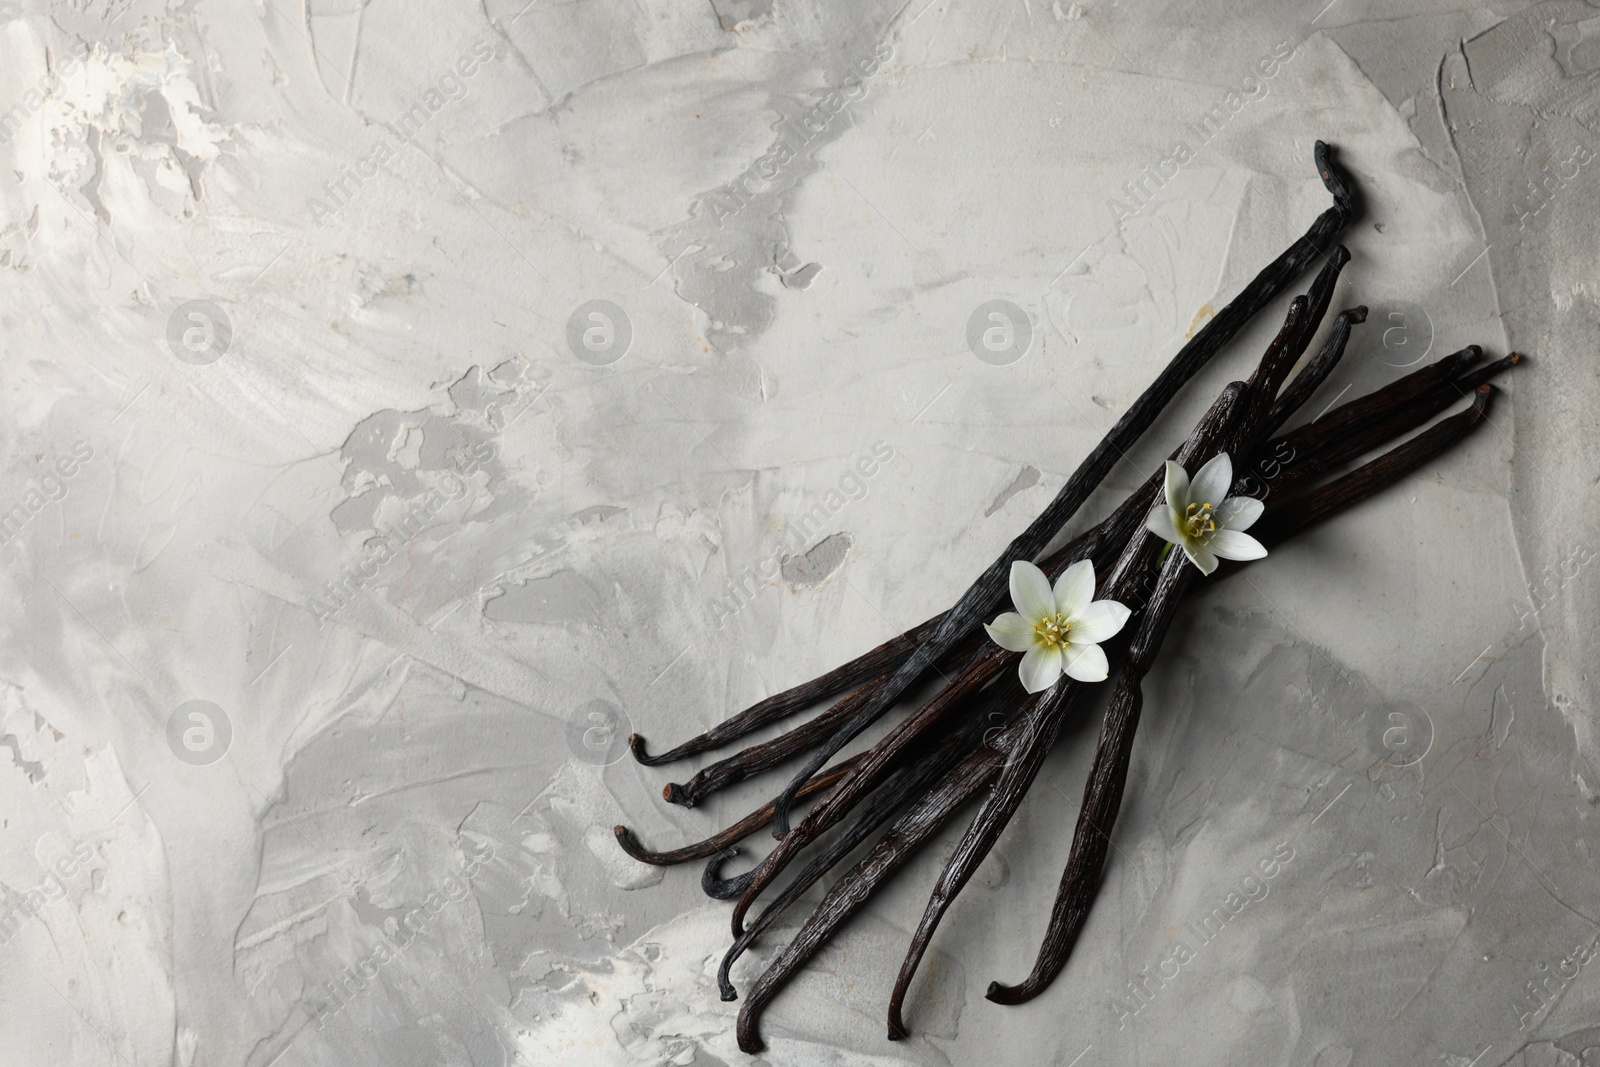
[1032,612,1072,650]
[1184,501,1217,541]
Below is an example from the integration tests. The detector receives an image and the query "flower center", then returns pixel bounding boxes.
[1184,501,1217,542]
[1032,612,1071,649]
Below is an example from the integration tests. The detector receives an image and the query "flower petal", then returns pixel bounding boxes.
[1009,560,1056,623]
[1208,529,1269,562]
[1052,559,1096,617]
[1069,599,1131,644]
[984,612,1036,653]
[1018,646,1063,694]
[1215,495,1264,531]
[1188,452,1234,509]
[1062,641,1109,683]
[1181,540,1219,576]
[1145,505,1182,544]
[1162,459,1190,510]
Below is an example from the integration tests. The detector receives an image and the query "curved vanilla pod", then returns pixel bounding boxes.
[733,737,1009,1054]
[663,680,885,809]
[1252,383,1497,543]
[1265,305,1367,435]
[986,541,1197,1005]
[1279,343,1482,450]
[728,641,1012,934]
[1259,349,1516,502]
[699,719,978,899]
[612,753,864,866]
[762,143,1359,835]
[663,630,986,810]
[701,847,756,899]
[715,694,1005,998]
[1273,356,1518,495]
[626,616,939,766]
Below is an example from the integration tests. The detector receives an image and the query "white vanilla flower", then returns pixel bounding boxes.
[984,559,1131,693]
[1145,452,1268,576]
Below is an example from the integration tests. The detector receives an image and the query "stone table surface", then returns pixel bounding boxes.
[2,1,1598,1065]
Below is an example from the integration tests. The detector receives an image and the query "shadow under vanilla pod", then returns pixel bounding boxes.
[614,142,1523,1053]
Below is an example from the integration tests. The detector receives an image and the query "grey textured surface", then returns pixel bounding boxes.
[1,1,1597,1064]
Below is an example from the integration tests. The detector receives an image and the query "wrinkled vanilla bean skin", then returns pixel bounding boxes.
[715,687,1008,1000]
[627,616,941,766]
[734,736,1008,1053]
[612,754,863,865]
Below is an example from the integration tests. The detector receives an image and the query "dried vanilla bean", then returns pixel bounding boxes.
[608,131,1542,1059]
[627,617,940,766]
[612,754,864,866]
[1259,350,1517,502]
[729,640,1013,933]
[662,631,985,809]
[1253,383,1497,542]
[714,691,1007,998]
[1265,305,1367,434]
[734,736,1007,1054]
[1282,343,1482,449]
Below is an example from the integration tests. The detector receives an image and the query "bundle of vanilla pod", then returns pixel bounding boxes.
[614,143,1519,1053]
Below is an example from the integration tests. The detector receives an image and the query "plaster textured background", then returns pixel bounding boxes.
[1,1,1597,1064]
